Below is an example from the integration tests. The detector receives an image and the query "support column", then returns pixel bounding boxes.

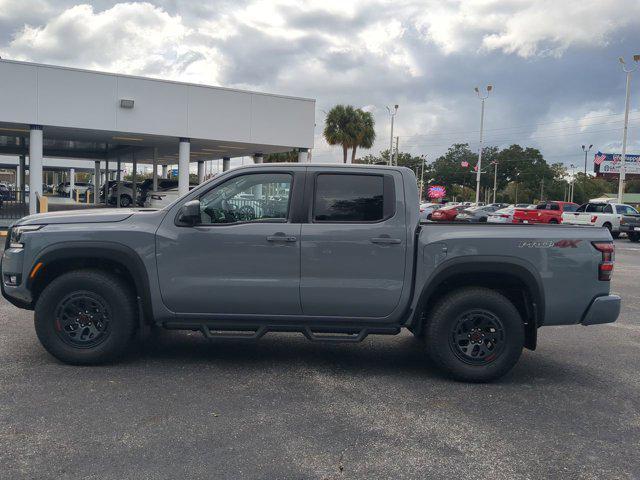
[152,148,159,191]
[19,153,26,200]
[197,161,205,184]
[69,168,75,199]
[178,138,190,196]
[116,156,122,207]
[297,148,309,163]
[94,161,100,205]
[222,156,231,172]
[28,126,43,214]
[132,150,138,206]
[162,164,168,179]
[253,153,264,164]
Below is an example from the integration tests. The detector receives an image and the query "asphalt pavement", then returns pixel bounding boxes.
[0,240,638,479]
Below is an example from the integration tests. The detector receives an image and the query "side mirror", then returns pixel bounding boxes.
[177,199,201,226]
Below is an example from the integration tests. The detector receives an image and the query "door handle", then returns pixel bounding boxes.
[370,237,401,245]
[266,235,297,243]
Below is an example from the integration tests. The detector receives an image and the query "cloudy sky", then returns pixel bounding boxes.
[1,0,640,169]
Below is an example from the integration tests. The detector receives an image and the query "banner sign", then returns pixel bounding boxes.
[594,152,640,177]
[428,185,446,199]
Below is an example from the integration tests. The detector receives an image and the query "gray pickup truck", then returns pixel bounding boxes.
[1,164,621,382]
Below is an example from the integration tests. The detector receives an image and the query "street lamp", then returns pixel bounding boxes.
[386,105,398,166]
[474,85,492,204]
[617,54,640,203]
[418,154,427,201]
[581,144,593,174]
[569,163,576,202]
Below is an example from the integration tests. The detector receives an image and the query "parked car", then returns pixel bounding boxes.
[56,182,92,197]
[106,182,144,207]
[562,202,638,238]
[430,204,467,222]
[1,164,620,383]
[513,201,579,224]
[455,204,505,223]
[619,213,640,242]
[419,202,441,221]
[487,206,517,223]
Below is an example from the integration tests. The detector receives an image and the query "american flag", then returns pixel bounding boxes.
[461,161,469,167]
[594,153,607,165]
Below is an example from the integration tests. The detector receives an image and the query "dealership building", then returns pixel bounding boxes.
[0,59,315,214]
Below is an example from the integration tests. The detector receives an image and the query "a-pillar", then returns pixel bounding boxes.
[69,168,75,199]
[197,161,205,184]
[298,148,309,163]
[94,161,100,205]
[253,153,264,164]
[222,156,230,172]
[28,126,43,214]
[178,138,190,196]
[162,165,168,179]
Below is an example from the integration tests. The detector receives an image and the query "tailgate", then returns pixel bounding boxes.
[563,212,591,225]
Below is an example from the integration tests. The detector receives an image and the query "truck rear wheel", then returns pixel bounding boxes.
[629,233,640,243]
[34,270,137,365]
[424,287,524,382]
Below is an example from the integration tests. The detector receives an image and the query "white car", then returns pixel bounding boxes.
[419,202,441,221]
[487,206,516,223]
[145,188,181,208]
[562,202,638,237]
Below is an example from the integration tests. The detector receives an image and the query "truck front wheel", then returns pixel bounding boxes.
[34,269,137,365]
[424,287,524,382]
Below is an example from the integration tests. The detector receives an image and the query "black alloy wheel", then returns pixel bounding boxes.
[449,309,505,365]
[54,291,111,348]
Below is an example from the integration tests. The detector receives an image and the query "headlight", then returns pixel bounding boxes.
[9,225,43,248]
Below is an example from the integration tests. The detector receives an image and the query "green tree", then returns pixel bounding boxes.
[323,105,358,163]
[350,109,376,163]
[265,150,298,163]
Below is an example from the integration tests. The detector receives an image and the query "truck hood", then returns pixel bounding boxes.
[13,208,155,226]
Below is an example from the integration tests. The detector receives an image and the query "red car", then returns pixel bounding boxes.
[513,201,579,224]
[430,204,467,222]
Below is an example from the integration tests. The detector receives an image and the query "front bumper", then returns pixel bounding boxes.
[581,295,621,326]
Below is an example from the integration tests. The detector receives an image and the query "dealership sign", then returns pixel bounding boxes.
[594,152,640,176]
[428,185,446,199]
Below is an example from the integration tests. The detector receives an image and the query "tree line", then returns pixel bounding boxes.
[355,143,628,204]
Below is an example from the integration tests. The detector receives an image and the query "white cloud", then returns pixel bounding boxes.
[4,2,224,83]
[414,0,640,58]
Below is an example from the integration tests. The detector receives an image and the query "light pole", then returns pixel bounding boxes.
[419,154,427,201]
[618,55,640,204]
[569,163,576,202]
[474,85,492,204]
[386,105,398,166]
[492,160,498,203]
[581,144,593,174]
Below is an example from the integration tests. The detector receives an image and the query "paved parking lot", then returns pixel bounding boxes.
[1,240,638,479]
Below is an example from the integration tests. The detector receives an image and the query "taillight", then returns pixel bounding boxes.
[590,215,598,223]
[500,214,509,218]
[592,241,615,281]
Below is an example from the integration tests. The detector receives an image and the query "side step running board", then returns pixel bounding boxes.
[163,322,400,344]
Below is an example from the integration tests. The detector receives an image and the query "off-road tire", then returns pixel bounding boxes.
[35,269,137,365]
[424,287,524,382]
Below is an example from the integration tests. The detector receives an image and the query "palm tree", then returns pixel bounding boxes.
[323,105,358,164]
[351,109,376,163]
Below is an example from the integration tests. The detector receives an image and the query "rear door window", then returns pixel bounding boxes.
[313,174,387,222]
[586,203,607,213]
[563,204,578,212]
